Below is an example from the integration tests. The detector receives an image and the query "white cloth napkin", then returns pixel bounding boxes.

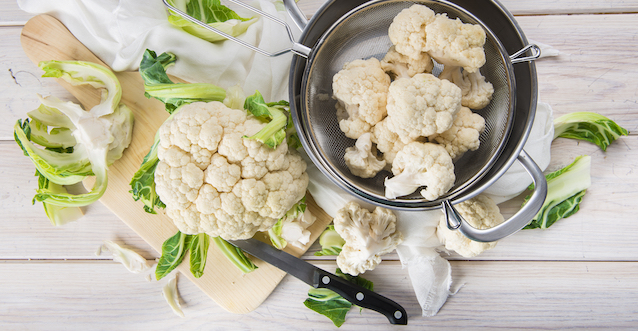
[18,0,301,102]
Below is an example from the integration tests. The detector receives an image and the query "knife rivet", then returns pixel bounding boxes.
[322,276,330,284]
[394,311,403,319]
[356,292,364,301]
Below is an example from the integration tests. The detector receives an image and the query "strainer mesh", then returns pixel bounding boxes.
[301,0,514,204]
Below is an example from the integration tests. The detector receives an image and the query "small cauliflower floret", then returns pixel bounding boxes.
[386,73,462,143]
[333,58,391,139]
[385,142,455,200]
[424,14,487,73]
[334,201,403,276]
[436,195,504,257]
[154,101,309,240]
[344,133,386,178]
[381,45,434,79]
[388,4,436,60]
[430,107,486,159]
[439,65,494,109]
[371,118,410,165]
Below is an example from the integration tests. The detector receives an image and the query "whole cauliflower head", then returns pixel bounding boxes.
[430,106,486,159]
[388,4,436,60]
[381,45,434,79]
[436,194,504,257]
[386,73,462,144]
[439,65,494,110]
[154,101,309,240]
[424,14,487,73]
[333,57,391,139]
[371,117,410,165]
[385,142,455,200]
[334,201,403,276]
[344,133,386,178]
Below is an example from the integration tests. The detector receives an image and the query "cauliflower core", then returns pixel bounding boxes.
[386,73,462,143]
[385,142,455,200]
[154,101,309,240]
[436,195,504,257]
[333,58,391,139]
[430,106,486,160]
[334,201,403,276]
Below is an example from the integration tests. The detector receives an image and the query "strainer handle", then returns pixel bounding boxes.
[162,0,311,58]
[443,149,548,243]
[510,44,542,64]
[283,0,309,31]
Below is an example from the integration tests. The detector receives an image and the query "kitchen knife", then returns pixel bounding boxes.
[229,238,408,325]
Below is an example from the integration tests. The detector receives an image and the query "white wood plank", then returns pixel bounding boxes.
[0,0,32,24]
[0,260,636,329]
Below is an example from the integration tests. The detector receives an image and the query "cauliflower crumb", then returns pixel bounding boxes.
[430,106,485,159]
[436,195,504,257]
[334,201,403,276]
[386,73,462,143]
[385,142,455,200]
[154,101,309,240]
[344,133,386,178]
[333,58,391,139]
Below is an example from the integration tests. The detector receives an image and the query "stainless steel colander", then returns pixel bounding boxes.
[163,0,547,243]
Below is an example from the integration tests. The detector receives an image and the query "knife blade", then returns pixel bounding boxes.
[229,238,408,325]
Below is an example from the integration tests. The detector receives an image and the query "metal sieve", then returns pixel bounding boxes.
[163,0,547,242]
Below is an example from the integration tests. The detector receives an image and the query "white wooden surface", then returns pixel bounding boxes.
[2,0,638,329]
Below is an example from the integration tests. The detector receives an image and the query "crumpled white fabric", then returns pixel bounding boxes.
[18,0,301,102]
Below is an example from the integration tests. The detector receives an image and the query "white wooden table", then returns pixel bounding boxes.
[2,0,638,329]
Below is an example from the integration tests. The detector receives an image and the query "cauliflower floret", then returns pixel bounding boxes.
[439,65,494,109]
[430,107,485,159]
[381,45,434,79]
[334,201,403,276]
[344,133,386,178]
[280,208,317,249]
[371,118,409,166]
[436,195,504,257]
[386,73,462,143]
[385,142,455,200]
[388,4,436,60]
[333,58,391,139]
[154,101,309,240]
[424,14,487,73]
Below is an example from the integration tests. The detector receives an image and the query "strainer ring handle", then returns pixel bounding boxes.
[442,149,548,243]
[511,44,542,64]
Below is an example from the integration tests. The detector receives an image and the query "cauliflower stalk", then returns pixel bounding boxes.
[385,142,455,200]
[154,100,309,240]
[334,201,403,276]
[344,132,386,178]
[268,197,317,249]
[436,195,504,257]
[333,58,391,139]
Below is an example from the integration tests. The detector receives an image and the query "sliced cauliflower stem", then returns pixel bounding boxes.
[344,132,386,178]
[386,73,462,143]
[430,106,485,159]
[334,201,403,276]
[385,142,455,200]
[381,45,434,79]
[436,195,504,257]
[439,65,494,109]
[154,101,309,240]
[333,58,391,139]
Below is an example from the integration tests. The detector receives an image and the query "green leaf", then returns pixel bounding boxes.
[268,218,287,250]
[129,135,166,214]
[304,268,373,327]
[524,155,591,229]
[156,231,192,280]
[139,49,225,114]
[189,233,210,278]
[166,0,256,42]
[314,225,345,256]
[211,237,257,273]
[553,112,629,151]
[244,91,290,148]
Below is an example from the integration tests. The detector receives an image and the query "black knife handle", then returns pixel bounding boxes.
[313,269,408,325]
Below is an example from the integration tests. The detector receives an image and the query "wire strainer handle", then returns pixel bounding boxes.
[510,44,542,64]
[162,0,311,58]
[283,0,309,31]
[443,149,548,243]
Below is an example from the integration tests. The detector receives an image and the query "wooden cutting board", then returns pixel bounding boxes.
[20,14,332,314]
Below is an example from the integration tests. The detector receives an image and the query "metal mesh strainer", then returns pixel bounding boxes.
[297,0,516,209]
